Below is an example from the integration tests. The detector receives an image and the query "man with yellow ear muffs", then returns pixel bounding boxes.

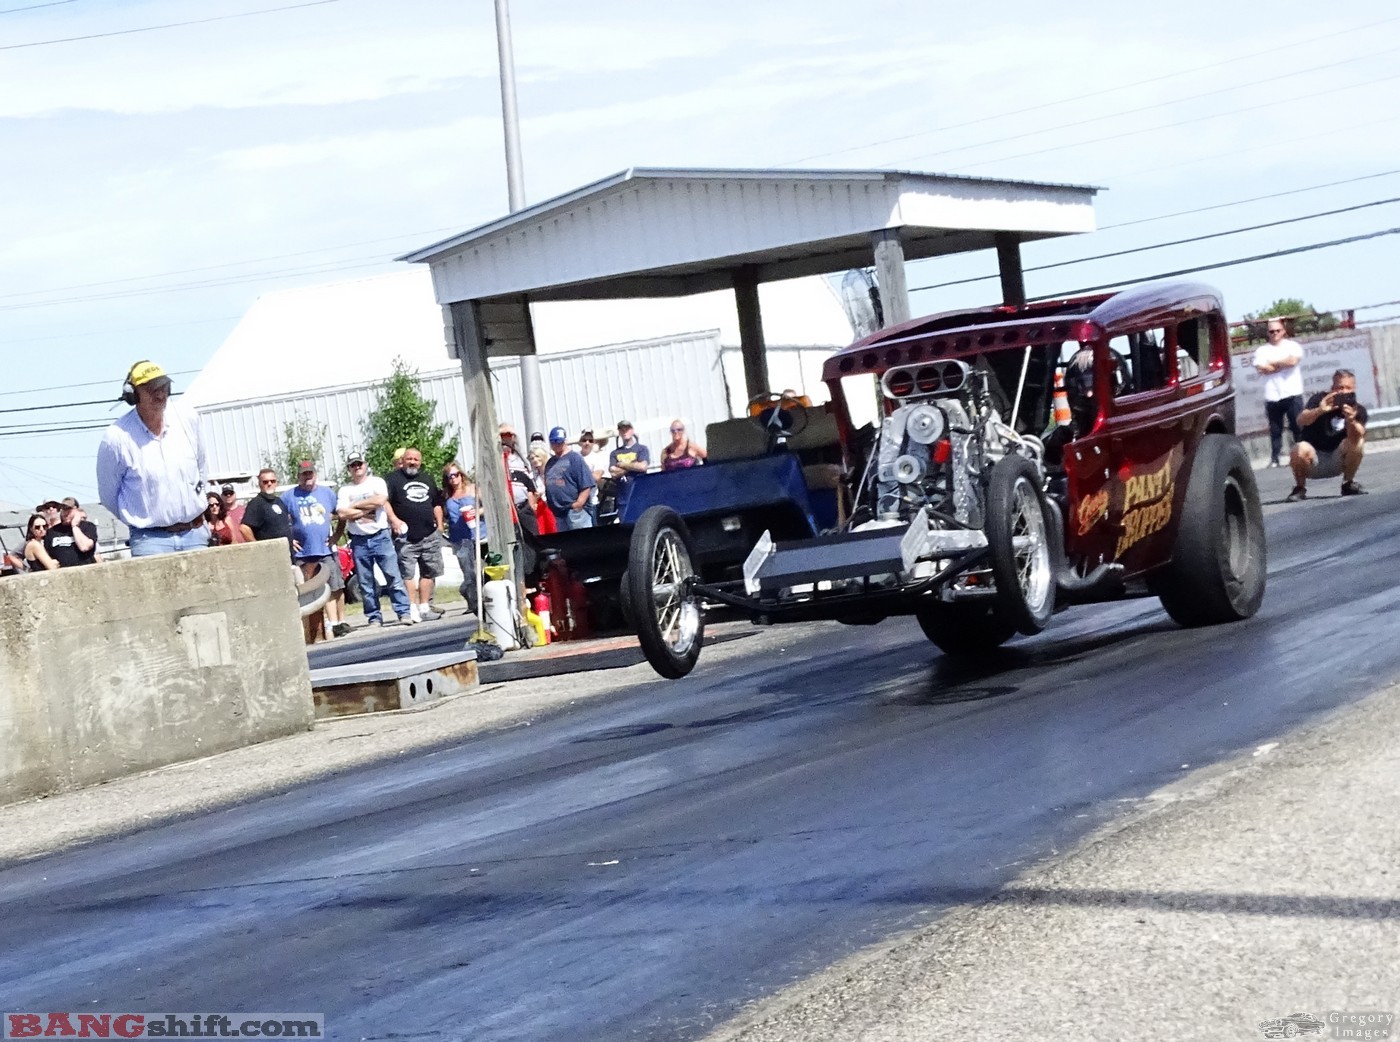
[96,361,210,557]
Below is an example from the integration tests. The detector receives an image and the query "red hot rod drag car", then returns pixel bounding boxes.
[624,281,1267,679]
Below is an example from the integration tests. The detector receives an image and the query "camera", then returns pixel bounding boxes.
[1333,391,1357,409]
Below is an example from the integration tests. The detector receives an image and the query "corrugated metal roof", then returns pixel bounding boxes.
[399,166,1099,304]
[399,166,1101,266]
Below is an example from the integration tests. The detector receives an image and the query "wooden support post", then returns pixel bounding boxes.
[872,228,911,328]
[995,232,1027,307]
[451,300,514,579]
[732,266,770,402]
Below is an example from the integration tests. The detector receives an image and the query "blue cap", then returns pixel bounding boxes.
[548,426,568,443]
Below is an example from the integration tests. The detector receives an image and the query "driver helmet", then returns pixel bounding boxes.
[1063,348,1097,430]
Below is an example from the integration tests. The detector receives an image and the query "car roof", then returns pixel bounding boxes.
[821,281,1225,382]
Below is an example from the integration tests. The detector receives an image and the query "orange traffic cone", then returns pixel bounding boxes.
[1052,370,1072,426]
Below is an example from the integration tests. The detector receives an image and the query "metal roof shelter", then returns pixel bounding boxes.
[399,166,1100,571]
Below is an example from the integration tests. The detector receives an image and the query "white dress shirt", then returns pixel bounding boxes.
[96,403,208,529]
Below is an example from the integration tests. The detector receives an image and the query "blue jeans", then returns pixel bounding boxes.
[350,529,412,622]
[1265,395,1303,463]
[129,524,210,557]
[553,506,595,531]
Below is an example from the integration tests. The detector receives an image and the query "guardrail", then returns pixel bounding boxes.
[1367,405,1400,434]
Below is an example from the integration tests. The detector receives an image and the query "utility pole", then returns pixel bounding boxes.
[494,0,546,436]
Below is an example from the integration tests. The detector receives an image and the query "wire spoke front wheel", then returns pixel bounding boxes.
[627,507,706,678]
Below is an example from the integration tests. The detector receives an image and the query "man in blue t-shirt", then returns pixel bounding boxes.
[282,460,350,639]
[543,426,597,530]
[607,420,650,506]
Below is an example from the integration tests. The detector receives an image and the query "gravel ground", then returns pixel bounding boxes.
[705,680,1400,1042]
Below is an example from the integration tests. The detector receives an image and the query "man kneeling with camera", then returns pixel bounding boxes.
[1287,367,1368,501]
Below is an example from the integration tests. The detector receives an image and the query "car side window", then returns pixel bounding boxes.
[1108,328,1170,398]
[1174,317,1211,380]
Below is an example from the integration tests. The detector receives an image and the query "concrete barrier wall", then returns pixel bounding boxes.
[1368,321,1400,407]
[0,540,314,805]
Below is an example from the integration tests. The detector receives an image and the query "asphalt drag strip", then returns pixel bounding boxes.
[704,671,1400,1042]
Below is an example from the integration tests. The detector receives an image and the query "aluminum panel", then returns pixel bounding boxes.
[412,171,1099,304]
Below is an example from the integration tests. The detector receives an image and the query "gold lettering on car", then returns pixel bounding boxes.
[1121,457,1173,512]
[1075,489,1110,536]
[1115,452,1178,558]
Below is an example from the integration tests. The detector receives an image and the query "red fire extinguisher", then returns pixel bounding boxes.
[531,590,553,644]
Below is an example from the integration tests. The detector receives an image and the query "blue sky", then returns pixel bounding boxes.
[2,0,1398,507]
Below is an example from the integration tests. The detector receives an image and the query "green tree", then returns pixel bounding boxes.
[1234,297,1339,345]
[262,412,327,480]
[360,357,459,477]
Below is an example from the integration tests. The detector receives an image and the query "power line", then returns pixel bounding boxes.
[0,0,344,51]
[1029,226,1400,301]
[0,227,457,303]
[0,456,98,496]
[0,417,115,432]
[894,45,1400,168]
[0,0,77,12]
[16,158,1394,322]
[0,423,109,438]
[776,13,1400,165]
[0,390,185,415]
[0,318,239,349]
[942,69,1400,173]
[0,370,199,400]
[11,164,1398,317]
[0,258,396,313]
[911,196,1400,293]
[1100,169,1400,230]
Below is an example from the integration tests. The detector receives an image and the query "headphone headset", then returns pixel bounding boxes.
[120,360,150,406]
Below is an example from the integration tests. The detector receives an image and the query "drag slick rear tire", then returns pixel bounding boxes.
[1152,433,1266,626]
[985,455,1058,635]
[627,507,705,679]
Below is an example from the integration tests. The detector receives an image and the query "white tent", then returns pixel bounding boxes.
[183,268,852,410]
[185,268,854,480]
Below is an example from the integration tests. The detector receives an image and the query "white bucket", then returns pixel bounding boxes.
[482,579,521,651]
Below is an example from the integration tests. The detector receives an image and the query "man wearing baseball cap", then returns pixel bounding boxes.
[607,419,650,498]
[283,460,350,639]
[219,484,245,542]
[334,451,414,626]
[45,496,101,567]
[96,360,209,556]
[542,426,596,530]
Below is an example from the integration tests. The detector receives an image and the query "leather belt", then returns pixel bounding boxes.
[147,516,206,535]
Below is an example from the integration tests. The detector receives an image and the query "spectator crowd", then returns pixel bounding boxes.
[16,358,710,641]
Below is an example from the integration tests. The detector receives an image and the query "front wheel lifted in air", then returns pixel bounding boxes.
[985,454,1059,635]
[626,506,706,678]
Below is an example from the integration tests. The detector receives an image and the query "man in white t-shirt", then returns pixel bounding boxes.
[574,428,605,513]
[334,452,414,627]
[1252,319,1305,468]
